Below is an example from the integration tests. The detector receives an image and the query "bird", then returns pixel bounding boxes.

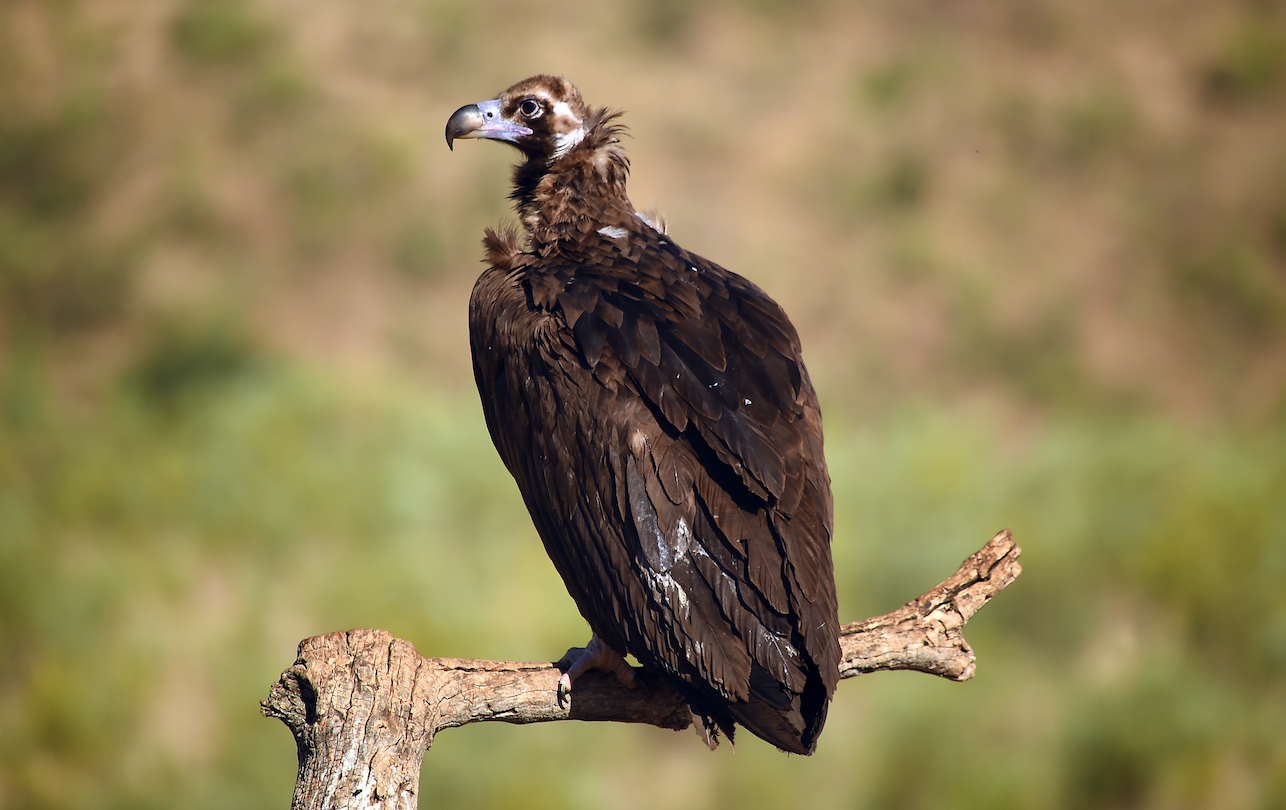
[446,75,840,755]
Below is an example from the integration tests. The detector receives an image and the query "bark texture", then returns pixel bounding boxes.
[262,530,1021,810]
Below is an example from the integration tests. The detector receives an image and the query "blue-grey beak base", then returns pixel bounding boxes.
[445,99,533,150]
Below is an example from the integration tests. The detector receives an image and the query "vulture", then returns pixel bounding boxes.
[446,75,840,755]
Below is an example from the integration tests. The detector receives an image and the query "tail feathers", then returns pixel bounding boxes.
[690,708,735,751]
[689,662,831,756]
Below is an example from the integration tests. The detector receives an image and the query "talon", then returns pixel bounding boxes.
[557,672,573,707]
[555,634,635,706]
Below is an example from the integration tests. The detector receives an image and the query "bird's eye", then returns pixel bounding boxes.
[518,98,543,119]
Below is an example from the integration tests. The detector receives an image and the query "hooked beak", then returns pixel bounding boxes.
[445,99,533,150]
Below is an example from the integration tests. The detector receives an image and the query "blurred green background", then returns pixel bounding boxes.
[3,0,1285,807]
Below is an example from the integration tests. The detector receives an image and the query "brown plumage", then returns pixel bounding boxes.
[447,75,840,754]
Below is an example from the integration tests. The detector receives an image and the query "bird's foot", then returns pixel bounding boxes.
[556,634,636,706]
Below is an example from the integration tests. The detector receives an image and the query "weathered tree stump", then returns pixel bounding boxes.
[262,530,1021,809]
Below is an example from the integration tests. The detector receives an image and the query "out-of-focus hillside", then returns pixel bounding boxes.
[2,1,1285,808]
[4,0,1285,418]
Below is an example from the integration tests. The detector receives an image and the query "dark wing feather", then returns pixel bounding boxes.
[470,223,839,754]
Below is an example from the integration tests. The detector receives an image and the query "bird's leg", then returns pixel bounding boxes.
[556,634,637,706]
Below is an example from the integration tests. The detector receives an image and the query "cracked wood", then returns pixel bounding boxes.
[262,530,1020,810]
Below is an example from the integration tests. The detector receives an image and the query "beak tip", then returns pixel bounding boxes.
[446,103,484,153]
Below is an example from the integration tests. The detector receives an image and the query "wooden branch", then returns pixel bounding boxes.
[839,528,1021,681]
[261,530,1020,809]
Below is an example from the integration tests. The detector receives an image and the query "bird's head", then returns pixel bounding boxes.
[446,75,590,163]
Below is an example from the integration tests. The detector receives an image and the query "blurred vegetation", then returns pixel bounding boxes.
[2,0,1285,808]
